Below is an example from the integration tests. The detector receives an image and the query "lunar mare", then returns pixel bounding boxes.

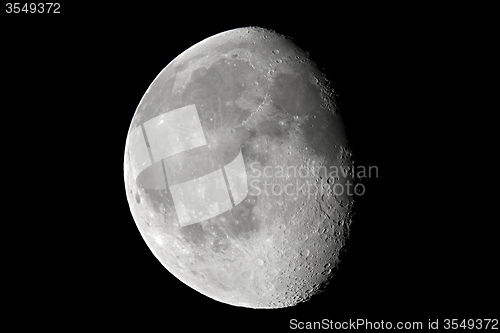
[124,27,354,308]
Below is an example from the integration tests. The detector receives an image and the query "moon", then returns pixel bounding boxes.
[123,27,355,308]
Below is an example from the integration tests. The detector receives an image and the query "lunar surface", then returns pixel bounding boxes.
[123,27,355,308]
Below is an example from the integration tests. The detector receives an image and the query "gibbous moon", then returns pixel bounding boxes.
[123,27,354,308]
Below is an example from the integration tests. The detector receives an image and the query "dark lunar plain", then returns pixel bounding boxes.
[2,5,497,330]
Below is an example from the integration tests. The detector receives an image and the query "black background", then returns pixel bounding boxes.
[2,4,496,330]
